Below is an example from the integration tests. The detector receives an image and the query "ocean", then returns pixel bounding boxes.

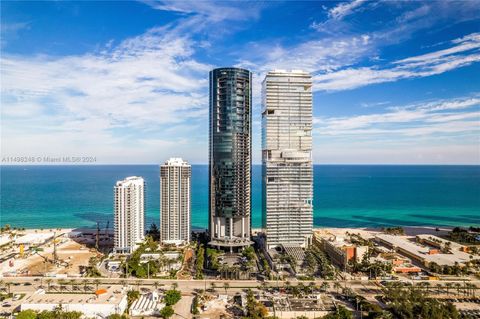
[1,165,479,230]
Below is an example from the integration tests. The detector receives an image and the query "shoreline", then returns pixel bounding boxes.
[0,225,461,234]
[3,222,477,231]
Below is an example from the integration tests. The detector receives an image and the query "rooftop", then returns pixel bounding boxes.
[116,176,144,187]
[375,234,472,266]
[23,287,126,305]
[163,157,190,167]
[283,245,306,263]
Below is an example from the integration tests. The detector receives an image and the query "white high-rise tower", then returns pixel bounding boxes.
[160,158,191,245]
[114,176,145,254]
[262,70,313,249]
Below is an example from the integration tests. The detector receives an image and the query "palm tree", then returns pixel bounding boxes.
[321,282,330,292]
[308,281,315,293]
[45,279,52,292]
[297,282,306,295]
[172,282,179,291]
[68,279,77,292]
[218,264,227,279]
[259,281,267,292]
[210,282,216,292]
[423,282,431,294]
[231,265,240,280]
[83,280,90,292]
[5,282,11,295]
[119,280,127,289]
[333,282,341,294]
[93,279,101,291]
[445,282,453,296]
[58,279,66,292]
[435,283,443,295]
[465,283,475,295]
[134,280,141,291]
[223,282,230,294]
[455,283,462,295]
[154,281,159,291]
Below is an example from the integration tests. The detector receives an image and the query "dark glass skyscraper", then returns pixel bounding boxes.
[209,67,253,250]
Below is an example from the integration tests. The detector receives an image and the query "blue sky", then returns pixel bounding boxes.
[1,0,479,164]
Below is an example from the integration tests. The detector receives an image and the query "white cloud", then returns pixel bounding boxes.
[2,1,480,165]
[1,21,212,164]
[315,95,480,137]
[314,33,480,91]
[328,0,367,20]
[313,95,480,164]
[142,0,262,22]
[1,21,30,33]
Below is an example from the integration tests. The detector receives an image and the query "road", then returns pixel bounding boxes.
[2,276,478,294]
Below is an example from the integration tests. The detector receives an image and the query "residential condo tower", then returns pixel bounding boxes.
[262,70,314,249]
[114,176,145,254]
[209,67,253,250]
[160,157,191,245]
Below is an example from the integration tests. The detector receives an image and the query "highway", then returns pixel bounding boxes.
[2,276,478,294]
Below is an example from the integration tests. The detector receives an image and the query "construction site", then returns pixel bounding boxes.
[0,223,112,277]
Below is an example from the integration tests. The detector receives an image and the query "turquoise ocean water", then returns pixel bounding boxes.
[1,165,479,229]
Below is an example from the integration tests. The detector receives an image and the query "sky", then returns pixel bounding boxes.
[1,0,479,164]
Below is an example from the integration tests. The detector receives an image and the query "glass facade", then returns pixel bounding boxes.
[262,70,313,249]
[209,67,253,249]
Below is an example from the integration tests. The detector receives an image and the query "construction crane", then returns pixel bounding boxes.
[105,220,109,238]
[95,222,100,250]
[53,231,58,263]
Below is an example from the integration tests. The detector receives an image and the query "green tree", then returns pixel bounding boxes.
[146,223,160,241]
[333,281,342,294]
[127,290,140,309]
[245,289,269,318]
[223,282,230,294]
[159,305,175,318]
[321,281,330,292]
[5,282,12,294]
[93,279,101,291]
[58,280,67,292]
[323,305,353,319]
[191,295,200,315]
[195,244,205,279]
[37,309,82,319]
[164,289,182,306]
[134,280,141,291]
[16,310,38,319]
[68,279,77,292]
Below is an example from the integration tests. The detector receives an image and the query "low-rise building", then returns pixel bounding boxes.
[375,234,472,267]
[372,253,422,273]
[416,234,469,253]
[313,232,368,268]
[130,291,165,317]
[139,252,182,274]
[21,288,127,318]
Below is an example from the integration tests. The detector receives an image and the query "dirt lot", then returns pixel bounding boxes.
[19,239,99,276]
